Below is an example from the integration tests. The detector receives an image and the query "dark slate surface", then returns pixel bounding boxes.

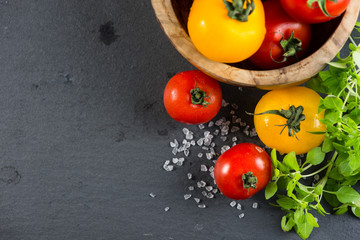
[0,1,359,239]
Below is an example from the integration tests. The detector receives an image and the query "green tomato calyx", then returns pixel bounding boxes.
[307,0,334,17]
[271,31,303,64]
[242,171,258,189]
[254,105,306,140]
[223,0,255,22]
[190,80,211,107]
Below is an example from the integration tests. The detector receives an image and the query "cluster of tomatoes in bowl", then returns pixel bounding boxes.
[163,0,349,201]
[187,0,350,69]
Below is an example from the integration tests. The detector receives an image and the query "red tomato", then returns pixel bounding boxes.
[214,143,272,200]
[280,0,351,24]
[163,70,222,124]
[249,0,311,69]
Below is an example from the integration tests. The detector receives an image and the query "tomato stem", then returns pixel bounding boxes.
[270,31,303,64]
[252,105,305,140]
[190,80,211,107]
[223,0,255,22]
[307,0,334,17]
[242,171,258,189]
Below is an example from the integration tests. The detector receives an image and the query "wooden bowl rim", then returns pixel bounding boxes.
[151,0,360,87]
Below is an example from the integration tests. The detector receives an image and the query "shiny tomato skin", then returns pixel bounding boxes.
[249,0,311,69]
[280,0,351,24]
[163,70,222,124]
[254,86,326,155]
[214,143,272,200]
[187,0,266,63]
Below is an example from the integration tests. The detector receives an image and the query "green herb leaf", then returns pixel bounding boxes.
[334,205,348,215]
[351,207,360,218]
[281,214,295,232]
[265,181,278,200]
[322,95,344,112]
[276,196,299,210]
[304,147,325,166]
[270,148,278,168]
[295,219,314,240]
[306,212,319,228]
[283,151,299,171]
[335,186,360,204]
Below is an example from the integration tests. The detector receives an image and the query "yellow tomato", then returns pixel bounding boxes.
[254,87,326,155]
[187,0,266,63]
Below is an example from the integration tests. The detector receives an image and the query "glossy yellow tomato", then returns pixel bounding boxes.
[254,87,326,155]
[187,0,266,63]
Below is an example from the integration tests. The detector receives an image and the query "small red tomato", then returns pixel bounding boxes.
[280,0,351,24]
[214,143,272,200]
[163,70,222,124]
[249,0,311,69]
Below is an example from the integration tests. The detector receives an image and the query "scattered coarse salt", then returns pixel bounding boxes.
[188,186,195,191]
[232,115,238,123]
[172,147,177,155]
[221,145,230,154]
[230,201,237,207]
[190,140,196,146]
[202,191,208,197]
[250,128,257,137]
[204,138,212,146]
[222,99,229,107]
[201,165,208,172]
[232,136,237,142]
[238,87,243,91]
[208,166,214,173]
[198,204,207,209]
[163,165,174,171]
[252,202,258,209]
[220,136,227,142]
[198,124,205,129]
[172,158,179,164]
[213,129,220,135]
[208,121,214,127]
[215,118,225,126]
[182,128,190,135]
[236,203,242,210]
[231,103,239,110]
[205,186,213,191]
[184,149,190,157]
[207,193,214,199]
[209,172,215,179]
[149,193,156,198]
[210,142,215,147]
[239,121,247,127]
[197,138,204,146]
[164,207,170,212]
[212,188,218,194]
[197,181,206,188]
[177,157,185,166]
[194,198,201,203]
[187,173,193,179]
[232,142,236,147]
[184,194,192,200]
[186,133,194,140]
[238,213,245,219]
[230,110,235,115]
[243,125,250,136]
[209,147,215,156]
[231,126,240,133]
[197,153,203,158]
[206,153,213,160]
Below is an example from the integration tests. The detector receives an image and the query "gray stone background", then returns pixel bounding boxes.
[0,1,359,239]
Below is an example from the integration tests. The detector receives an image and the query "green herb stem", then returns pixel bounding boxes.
[301,162,332,178]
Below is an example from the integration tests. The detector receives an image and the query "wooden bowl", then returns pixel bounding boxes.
[151,0,360,89]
